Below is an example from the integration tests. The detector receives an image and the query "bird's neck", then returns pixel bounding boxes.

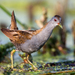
[37,21,56,42]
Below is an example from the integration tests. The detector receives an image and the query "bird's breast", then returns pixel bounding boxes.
[19,34,44,53]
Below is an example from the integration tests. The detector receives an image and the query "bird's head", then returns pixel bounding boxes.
[51,15,62,28]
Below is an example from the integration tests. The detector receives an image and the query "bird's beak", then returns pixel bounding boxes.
[58,23,63,29]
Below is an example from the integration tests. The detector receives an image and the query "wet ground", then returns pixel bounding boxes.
[0,52,75,75]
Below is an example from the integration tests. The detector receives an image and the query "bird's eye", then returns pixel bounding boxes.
[54,19,57,22]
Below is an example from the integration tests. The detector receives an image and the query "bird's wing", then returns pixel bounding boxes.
[1,28,33,44]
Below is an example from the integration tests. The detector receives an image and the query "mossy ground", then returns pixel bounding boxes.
[0,52,75,75]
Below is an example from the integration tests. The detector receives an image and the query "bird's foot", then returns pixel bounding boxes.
[12,68,25,72]
[29,67,41,72]
[29,66,37,71]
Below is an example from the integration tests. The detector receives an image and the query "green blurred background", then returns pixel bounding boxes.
[0,0,75,74]
[0,0,75,62]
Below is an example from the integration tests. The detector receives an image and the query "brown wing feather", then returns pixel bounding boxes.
[1,28,33,44]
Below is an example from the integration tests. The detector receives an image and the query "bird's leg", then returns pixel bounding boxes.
[27,54,37,70]
[11,50,26,72]
[26,53,33,63]
[11,49,16,69]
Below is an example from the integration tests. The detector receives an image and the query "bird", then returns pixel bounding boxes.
[1,11,62,70]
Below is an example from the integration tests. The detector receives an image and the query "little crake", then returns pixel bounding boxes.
[1,11,62,70]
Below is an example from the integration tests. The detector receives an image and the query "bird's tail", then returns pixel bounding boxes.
[10,11,18,30]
